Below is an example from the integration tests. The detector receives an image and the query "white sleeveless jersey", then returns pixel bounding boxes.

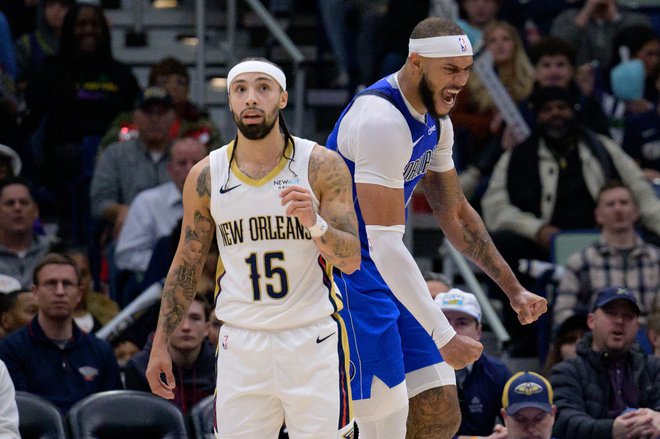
[209,136,343,330]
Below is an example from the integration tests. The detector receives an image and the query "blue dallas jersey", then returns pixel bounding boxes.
[326,75,447,399]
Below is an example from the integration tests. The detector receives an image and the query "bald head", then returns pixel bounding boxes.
[168,138,207,191]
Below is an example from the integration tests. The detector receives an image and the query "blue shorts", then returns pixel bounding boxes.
[335,265,442,400]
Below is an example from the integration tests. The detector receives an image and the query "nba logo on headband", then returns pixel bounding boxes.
[458,37,467,52]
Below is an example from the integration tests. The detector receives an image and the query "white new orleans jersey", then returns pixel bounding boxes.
[209,136,343,330]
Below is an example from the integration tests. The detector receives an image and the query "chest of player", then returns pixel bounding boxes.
[212,173,316,250]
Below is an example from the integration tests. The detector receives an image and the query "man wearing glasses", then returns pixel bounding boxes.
[0,253,122,414]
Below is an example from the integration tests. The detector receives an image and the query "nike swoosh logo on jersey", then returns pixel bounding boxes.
[316,332,336,343]
[219,184,241,194]
[412,135,424,147]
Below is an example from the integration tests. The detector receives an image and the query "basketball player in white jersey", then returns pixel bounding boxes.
[145,58,361,439]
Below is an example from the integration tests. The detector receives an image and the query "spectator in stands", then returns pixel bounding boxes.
[0,145,20,179]
[0,359,19,439]
[100,57,221,150]
[114,137,207,277]
[452,21,534,198]
[550,0,650,69]
[481,87,660,354]
[551,286,660,438]
[14,0,73,85]
[69,249,118,333]
[609,25,660,107]
[543,314,588,375]
[500,371,557,439]
[0,177,50,289]
[554,181,660,328]
[456,0,501,50]
[648,313,660,357]
[124,295,215,415]
[435,289,512,437]
[423,271,451,299]
[90,86,175,239]
[522,36,610,137]
[622,72,660,184]
[22,2,139,245]
[0,289,37,338]
[0,253,122,414]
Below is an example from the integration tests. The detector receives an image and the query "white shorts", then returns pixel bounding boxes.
[406,361,456,398]
[215,316,354,439]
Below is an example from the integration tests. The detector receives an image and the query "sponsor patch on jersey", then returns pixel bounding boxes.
[273,178,300,191]
[78,366,99,382]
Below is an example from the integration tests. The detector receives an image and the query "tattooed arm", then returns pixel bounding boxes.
[280,146,360,273]
[311,146,361,272]
[420,169,546,324]
[146,158,216,399]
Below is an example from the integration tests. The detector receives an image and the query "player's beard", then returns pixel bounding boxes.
[418,73,441,120]
[234,106,280,140]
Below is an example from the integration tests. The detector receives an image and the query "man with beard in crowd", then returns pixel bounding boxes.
[482,86,660,355]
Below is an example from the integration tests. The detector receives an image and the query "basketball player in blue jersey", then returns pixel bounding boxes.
[146,58,361,438]
[326,17,548,439]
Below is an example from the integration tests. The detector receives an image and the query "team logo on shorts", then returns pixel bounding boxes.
[222,335,229,350]
[458,37,467,52]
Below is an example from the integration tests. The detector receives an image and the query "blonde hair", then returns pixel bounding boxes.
[468,21,534,112]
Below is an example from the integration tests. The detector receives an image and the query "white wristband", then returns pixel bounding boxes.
[307,214,328,237]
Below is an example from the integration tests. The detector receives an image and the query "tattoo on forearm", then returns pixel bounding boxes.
[309,148,360,268]
[460,219,501,279]
[161,210,215,338]
[196,165,211,197]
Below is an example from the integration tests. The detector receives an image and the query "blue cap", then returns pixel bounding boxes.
[502,372,553,415]
[592,286,640,314]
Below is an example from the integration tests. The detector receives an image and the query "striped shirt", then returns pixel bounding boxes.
[554,236,660,326]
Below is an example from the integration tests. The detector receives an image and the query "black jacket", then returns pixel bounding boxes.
[550,332,660,438]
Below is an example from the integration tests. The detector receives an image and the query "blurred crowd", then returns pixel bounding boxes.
[0,0,659,437]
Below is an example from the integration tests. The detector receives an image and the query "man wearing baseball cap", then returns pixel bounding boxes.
[551,286,660,439]
[435,289,512,437]
[501,371,556,439]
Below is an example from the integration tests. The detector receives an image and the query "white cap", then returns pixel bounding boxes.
[435,288,482,323]
[0,144,21,176]
[0,274,21,294]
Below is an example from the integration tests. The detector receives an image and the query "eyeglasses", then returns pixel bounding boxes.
[38,279,79,292]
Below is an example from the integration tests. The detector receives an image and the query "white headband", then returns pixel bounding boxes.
[226,60,287,92]
[408,35,473,58]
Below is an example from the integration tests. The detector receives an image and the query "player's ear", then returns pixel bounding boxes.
[409,53,423,75]
[279,90,288,110]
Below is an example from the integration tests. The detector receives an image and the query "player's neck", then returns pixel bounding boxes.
[234,127,287,179]
[397,68,427,116]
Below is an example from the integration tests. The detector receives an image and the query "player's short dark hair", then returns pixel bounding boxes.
[529,37,577,67]
[410,17,464,39]
[32,253,81,287]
